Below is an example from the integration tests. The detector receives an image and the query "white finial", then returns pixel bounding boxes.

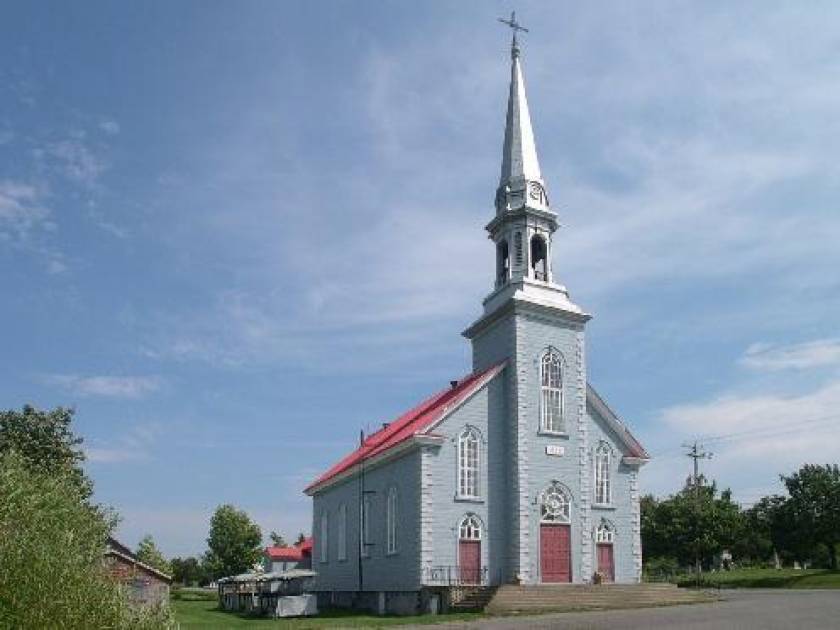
[498,11,529,58]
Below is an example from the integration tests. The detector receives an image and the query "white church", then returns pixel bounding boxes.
[305,21,649,615]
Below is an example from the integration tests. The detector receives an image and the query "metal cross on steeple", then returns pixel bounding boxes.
[498,11,529,57]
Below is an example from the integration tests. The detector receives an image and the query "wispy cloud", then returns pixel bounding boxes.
[86,422,164,465]
[99,120,120,135]
[44,374,162,399]
[740,339,840,371]
[45,135,108,189]
[0,179,65,273]
[0,180,51,238]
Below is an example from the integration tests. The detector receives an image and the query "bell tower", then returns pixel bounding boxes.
[471,14,586,332]
[463,14,593,584]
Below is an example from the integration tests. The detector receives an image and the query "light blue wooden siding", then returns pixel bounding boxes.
[311,449,422,592]
[422,372,510,585]
[513,310,589,582]
[587,401,639,583]
[471,312,515,373]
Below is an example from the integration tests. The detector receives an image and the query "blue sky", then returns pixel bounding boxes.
[2,1,839,556]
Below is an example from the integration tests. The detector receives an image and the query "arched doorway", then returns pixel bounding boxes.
[458,515,482,584]
[539,484,572,583]
[595,520,615,582]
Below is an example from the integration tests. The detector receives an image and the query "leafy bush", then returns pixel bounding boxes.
[0,452,175,629]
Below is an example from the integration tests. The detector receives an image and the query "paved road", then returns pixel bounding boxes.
[413,590,840,630]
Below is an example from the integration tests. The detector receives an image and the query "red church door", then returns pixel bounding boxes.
[459,540,481,584]
[540,524,571,583]
[597,543,615,582]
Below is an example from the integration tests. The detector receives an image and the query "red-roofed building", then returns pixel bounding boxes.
[303,29,649,616]
[263,537,313,573]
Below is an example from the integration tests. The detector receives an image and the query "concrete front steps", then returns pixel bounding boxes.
[484,583,716,615]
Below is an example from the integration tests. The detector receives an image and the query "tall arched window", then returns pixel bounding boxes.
[360,496,372,558]
[458,428,480,499]
[497,240,510,285]
[320,513,328,563]
[459,514,482,540]
[386,488,398,554]
[530,234,547,281]
[540,349,564,433]
[540,483,571,523]
[595,443,612,505]
[337,503,347,561]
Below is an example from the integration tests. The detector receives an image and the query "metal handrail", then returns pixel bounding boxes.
[422,565,489,586]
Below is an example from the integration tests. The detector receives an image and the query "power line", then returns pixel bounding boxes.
[647,411,840,459]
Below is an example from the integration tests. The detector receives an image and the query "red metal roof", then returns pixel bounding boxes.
[265,546,303,561]
[306,361,506,493]
[265,536,313,561]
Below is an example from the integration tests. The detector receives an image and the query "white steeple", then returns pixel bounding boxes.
[494,13,551,217]
[499,39,543,190]
[464,15,586,325]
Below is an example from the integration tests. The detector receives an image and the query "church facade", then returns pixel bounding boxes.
[305,32,649,615]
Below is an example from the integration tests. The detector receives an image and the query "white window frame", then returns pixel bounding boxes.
[595,521,615,544]
[540,349,565,434]
[386,487,398,555]
[319,513,328,563]
[457,427,481,500]
[360,496,372,558]
[337,503,347,561]
[594,443,612,506]
[540,483,572,524]
[459,514,482,541]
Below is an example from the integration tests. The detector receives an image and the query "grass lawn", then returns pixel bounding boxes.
[677,568,840,589]
[173,600,483,629]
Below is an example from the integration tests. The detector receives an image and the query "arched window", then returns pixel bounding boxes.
[540,483,571,524]
[360,496,372,558]
[337,503,347,561]
[459,514,482,540]
[530,234,547,281]
[595,520,615,543]
[458,428,480,499]
[540,349,564,433]
[595,443,612,505]
[386,488,398,554]
[497,240,510,285]
[320,513,328,563]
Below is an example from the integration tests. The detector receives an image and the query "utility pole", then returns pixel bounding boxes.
[682,441,712,577]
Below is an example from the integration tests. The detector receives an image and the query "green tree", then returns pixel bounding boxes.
[205,504,262,578]
[640,478,743,571]
[170,556,208,586]
[733,495,782,565]
[269,531,286,547]
[0,405,90,495]
[782,464,840,569]
[135,535,172,576]
[0,452,173,629]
